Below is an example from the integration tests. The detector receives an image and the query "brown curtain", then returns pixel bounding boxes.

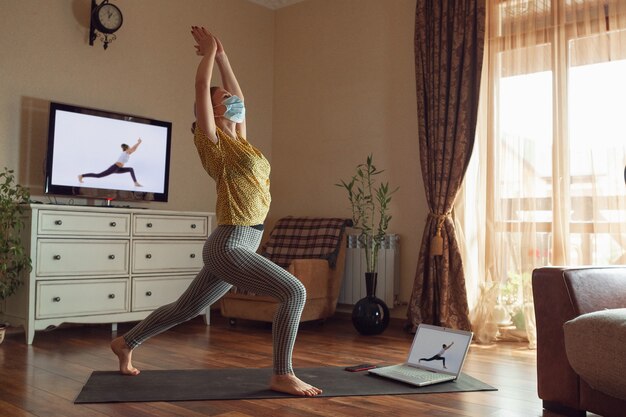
[407,0,485,331]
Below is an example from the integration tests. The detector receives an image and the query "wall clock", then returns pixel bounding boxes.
[89,0,123,50]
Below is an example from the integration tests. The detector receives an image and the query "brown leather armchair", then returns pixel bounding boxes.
[220,217,350,325]
[532,266,626,417]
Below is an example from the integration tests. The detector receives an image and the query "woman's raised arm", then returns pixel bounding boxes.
[191,26,218,144]
[214,36,246,138]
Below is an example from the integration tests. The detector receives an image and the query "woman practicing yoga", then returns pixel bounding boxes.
[419,342,455,369]
[110,26,322,397]
[78,139,142,187]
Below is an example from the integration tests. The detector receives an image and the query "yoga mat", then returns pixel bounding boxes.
[75,367,497,403]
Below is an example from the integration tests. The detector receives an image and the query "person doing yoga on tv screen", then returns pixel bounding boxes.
[78,139,143,187]
[110,25,322,397]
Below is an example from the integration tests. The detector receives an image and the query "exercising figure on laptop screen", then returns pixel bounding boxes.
[419,341,455,369]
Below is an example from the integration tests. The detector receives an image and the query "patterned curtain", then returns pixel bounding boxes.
[407,0,486,331]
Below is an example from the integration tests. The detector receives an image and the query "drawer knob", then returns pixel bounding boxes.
[190,253,196,258]
[52,296,61,302]
[145,254,152,259]
[191,224,197,229]
[54,220,63,225]
[110,221,117,227]
[53,255,61,260]
[108,294,116,299]
[108,254,115,260]
[146,291,152,296]
[146,222,153,228]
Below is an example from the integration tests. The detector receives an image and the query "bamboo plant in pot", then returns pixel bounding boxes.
[0,168,32,344]
[336,155,397,335]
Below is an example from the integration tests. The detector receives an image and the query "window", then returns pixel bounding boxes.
[461,0,626,345]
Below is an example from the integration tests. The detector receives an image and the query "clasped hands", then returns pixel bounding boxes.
[191,26,225,57]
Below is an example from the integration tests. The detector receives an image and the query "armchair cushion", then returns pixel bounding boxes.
[564,308,626,401]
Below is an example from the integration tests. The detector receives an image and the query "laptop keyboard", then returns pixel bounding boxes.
[385,366,451,382]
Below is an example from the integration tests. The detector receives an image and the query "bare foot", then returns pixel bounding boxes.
[110,336,140,376]
[270,373,322,397]
[78,175,83,183]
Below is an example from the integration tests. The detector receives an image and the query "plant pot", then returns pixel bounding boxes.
[352,272,390,335]
[0,324,6,345]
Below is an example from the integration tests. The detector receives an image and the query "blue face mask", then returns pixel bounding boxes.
[216,95,245,123]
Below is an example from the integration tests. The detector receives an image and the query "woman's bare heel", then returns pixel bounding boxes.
[110,336,140,376]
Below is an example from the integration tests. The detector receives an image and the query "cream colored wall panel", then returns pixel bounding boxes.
[1,1,275,214]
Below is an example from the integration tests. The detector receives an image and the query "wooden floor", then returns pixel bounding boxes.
[0,312,592,417]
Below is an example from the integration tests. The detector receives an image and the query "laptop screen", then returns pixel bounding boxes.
[406,324,473,375]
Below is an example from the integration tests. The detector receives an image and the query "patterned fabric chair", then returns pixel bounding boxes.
[219,216,351,324]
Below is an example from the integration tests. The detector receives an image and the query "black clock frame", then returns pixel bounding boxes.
[89,0,123,49]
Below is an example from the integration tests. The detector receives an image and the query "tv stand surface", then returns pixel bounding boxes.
[1,204,215,344]
[35,201,146,209]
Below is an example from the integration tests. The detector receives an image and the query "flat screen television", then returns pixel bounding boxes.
[45,101,172,203]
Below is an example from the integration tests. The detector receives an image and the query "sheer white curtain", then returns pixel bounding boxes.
[458,0,626,347]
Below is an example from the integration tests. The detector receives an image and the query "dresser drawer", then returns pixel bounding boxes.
[131,275,195,311]
[132,240,204,273]
[133,215,208,237]
[36,239,129,277]
[38,211,131,237]
[36,279,129,319]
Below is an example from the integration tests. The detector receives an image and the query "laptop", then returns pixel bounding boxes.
[368,324,473,387]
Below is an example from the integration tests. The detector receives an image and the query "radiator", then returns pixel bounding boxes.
[339,234,400,306]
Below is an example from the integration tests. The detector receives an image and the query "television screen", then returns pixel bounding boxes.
[45,102,172,203]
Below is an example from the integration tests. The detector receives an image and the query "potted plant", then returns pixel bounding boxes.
[336,154,397,335]
[0,167,32,344]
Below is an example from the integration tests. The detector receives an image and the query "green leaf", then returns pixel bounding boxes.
[0,167,31,299]
[335,156,398,272]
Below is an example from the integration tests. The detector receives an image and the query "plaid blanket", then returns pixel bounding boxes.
[260,217,351,269]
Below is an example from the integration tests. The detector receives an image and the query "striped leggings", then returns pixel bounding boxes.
[123,225,306,375]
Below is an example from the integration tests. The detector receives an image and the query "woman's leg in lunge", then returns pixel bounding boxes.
[267,277,321,396]
[79,164,119,182]
[115,167,141,185]
[225,257,320,395]
[206,226,321,396]
[111,242,232,375]
[418,355,445,367]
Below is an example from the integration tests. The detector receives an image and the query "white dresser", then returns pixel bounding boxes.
[0,204,214,344]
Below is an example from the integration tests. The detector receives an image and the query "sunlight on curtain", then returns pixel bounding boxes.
[458,0,626,348]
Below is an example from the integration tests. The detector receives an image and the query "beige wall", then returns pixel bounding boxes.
[1,0,427,316]
[0,0,274,212]
[272,0,426,314]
